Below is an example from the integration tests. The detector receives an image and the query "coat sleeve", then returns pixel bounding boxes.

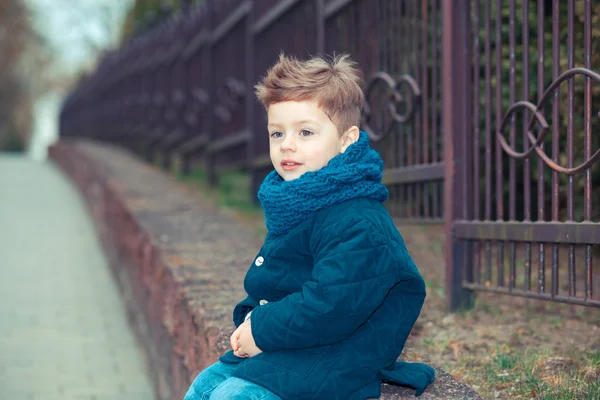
[233,295,259,327]
[249,217,406,352]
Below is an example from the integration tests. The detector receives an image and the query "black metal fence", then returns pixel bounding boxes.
[446,0,600,309]
[60,0,600,310]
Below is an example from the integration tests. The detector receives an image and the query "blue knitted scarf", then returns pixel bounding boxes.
[258,130,389,237]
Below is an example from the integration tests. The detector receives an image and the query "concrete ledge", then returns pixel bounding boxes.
[48,139,481,400]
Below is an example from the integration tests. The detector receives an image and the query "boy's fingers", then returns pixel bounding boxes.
[235,348,248,358]
[230,329,241,351]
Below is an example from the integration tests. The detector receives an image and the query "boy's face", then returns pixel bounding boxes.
[267,100,356,181]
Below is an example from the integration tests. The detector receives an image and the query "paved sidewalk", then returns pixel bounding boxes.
[0,155,154,399]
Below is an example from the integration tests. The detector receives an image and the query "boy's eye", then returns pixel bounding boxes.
[300,129,313,137]
[271,131,283,138]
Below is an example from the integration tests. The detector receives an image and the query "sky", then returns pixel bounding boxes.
[26,0,134,76]
[23,0,135,160]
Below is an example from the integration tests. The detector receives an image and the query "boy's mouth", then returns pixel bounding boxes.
[281,160,302,171]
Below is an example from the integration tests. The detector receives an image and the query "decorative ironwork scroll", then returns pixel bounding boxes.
[185,87,208,127]
[361,71,421,142]
[497,67,600,175]
[214,77,246,123]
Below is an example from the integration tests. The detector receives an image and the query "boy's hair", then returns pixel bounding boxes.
[255,53,365,135]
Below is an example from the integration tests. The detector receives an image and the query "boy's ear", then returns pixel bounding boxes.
[340,126,360,153]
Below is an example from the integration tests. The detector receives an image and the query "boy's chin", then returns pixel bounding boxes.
[277,169,306,181]
[281,173,303,181]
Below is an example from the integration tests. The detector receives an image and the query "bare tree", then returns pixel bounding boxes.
[0,0,50,149]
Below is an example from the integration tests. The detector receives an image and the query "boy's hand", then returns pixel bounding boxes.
[232,319,262,358]
[230,322,245,354]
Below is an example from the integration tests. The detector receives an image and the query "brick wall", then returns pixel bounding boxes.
[48,139,480,400]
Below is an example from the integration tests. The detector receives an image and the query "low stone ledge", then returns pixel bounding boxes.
[48,139,481,400]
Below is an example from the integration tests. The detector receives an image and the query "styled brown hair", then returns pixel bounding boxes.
[255,53,365,135]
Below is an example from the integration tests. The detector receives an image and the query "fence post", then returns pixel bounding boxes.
[246,1,258,202]
[206,0,217,186]
[316,0,325,56]
[442,0,474,312]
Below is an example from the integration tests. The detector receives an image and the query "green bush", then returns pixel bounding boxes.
[0,128,26,153]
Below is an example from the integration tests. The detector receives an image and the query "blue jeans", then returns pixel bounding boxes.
[184,361,282,400]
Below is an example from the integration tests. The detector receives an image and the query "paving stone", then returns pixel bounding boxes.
[0,156,154,399]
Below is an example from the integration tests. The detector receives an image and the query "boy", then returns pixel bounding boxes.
[184,53,434,400]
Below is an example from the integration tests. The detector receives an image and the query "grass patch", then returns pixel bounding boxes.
[173,166,266,237]
[424,279,445,299]
[217,171,262,216]
[463,348,600,399]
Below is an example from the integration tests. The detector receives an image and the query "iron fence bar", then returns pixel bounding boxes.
[484,0,492,286]
[245,0,255,200]
[414,0,422,219]
[316,0,324,55]
[323,0,353,18]
[472,0,481,285]
[494,0,505,288]
[583,0,593,301]
[443,0,473,311]
[537,0,546,294]
[522,0,532,292]
[567,0,576,297]
[454,221,600,245]
[205,0,216,185]
[463,283,600,308]
[182,29,210,60]
[508,0,517,291]
[393,218,444,225]
[252,0,302,34]
[388,0,398,218]
[211,0,251,44]
[402,0,409,218]
[381,162,444,185]
[407,0,415,218]
[463,0,473,289]
[421,0,430,219]
[551,0,560,298]
[431,0,439,219]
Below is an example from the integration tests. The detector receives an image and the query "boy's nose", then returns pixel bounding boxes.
[281,134,296,151]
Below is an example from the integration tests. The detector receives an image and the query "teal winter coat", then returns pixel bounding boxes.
[219,197,431,399]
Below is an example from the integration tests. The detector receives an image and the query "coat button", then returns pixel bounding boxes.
[255,256,264,266]
[259,299,268,305]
